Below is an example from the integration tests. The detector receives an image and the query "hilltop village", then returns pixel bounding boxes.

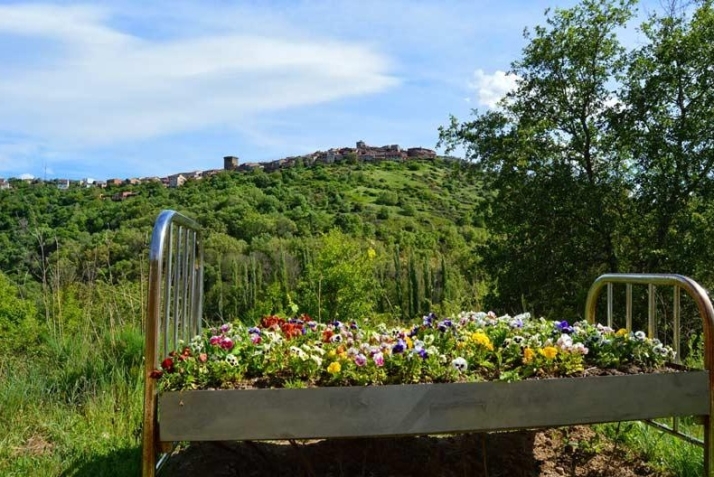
[0,141,438,193]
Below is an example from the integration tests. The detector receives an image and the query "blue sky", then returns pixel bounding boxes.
[0,0,662,181]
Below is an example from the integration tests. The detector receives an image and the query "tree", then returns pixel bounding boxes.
[615,0,714,274]
[439,0,635,317]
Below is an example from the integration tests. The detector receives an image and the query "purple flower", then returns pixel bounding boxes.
[408,326,420,338]
[307,321,318,330]
[354,353,367,367]
[350,321,359,330]
[373,352,385,367]
[248,327,261,335]
[417,348,428,359]
[423,312,437,327]
[220,323,232,334]
[555,320,573,334]
[392,339,406,354]
[437,320,453,332]
[332,320,344,329]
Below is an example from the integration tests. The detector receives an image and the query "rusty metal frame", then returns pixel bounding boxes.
[585,273,714,476]
[142,210,203,477]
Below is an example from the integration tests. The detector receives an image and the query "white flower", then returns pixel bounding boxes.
[310,355,323,367]
[423,334,435,346]
[289,346,309,361]
[451,357,468,372]
[571,343,589,355]
[556,334,573,350]
[225,354,239,367]
[634,331,647,341]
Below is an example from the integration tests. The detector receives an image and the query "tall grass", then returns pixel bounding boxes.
[0,279,146,477]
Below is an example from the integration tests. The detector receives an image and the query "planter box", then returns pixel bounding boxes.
[159,371,709,442]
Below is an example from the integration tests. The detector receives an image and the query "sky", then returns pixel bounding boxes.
[0,0,664,181]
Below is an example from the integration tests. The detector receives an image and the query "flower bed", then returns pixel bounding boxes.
[153,312,676,392]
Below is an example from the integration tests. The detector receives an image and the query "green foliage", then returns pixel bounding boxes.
[438,0,714,318]
[299,230,377,322]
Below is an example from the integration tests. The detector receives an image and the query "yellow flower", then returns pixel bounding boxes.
[327,361,342,374]
[540,346,558,360]
[405,336,413,349]
[523,347,535,364]
[327,350,337,358]
[471,332,494,351]
[616,328,628,337]
[367,247,377,259]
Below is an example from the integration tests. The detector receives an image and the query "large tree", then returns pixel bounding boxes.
[439,0,636,317]
[615,0,714,275]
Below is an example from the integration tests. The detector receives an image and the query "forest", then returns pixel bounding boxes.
[1,0,713,475]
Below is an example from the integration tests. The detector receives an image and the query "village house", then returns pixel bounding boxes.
[106,178,123,187]
[168,174,186,188]
[0,178,10,190]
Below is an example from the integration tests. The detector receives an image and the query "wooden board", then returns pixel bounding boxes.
[159,371,709,442]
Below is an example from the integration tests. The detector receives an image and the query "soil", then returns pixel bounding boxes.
[161,426,665,477]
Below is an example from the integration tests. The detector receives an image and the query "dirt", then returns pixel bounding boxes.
[161,426,665,477]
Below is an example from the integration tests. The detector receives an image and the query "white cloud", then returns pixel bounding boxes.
[20,173,35,180]
[0,4,398,150]
[469,69,520,109]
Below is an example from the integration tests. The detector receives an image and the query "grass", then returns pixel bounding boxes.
[596,419,704,477]
[0,327,144,477]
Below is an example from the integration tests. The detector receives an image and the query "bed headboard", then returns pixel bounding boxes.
[142,210,204,476]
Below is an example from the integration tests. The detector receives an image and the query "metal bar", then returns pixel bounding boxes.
[648,283,656,339]
[172,226,183,353]
[674,286,681,365]
[181,227,190,345]
[644,419,703,447]
[607,283,613,328]
[626,283,632,331]
[162,224,174,358]
[584,273,714,477]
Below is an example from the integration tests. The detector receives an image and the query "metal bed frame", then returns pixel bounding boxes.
[142,210,714,476]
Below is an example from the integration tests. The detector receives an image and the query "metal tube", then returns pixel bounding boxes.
[162,224,173,358]
[607,283,613,328]
[648,283,656,339]
[172,226,183,353]
[626,283,632,331]
[674,286,681,365]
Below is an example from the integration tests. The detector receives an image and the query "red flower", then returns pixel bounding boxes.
[161,357,175,373]
[322,329,334,343]
[261,315,285,330]
[280,323,303,340]
[149,369,163,379]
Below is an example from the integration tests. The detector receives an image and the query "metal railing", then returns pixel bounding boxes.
[142,210,204,477]
[585,273,714,475]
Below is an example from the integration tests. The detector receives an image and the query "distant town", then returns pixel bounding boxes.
[0,141,439,193]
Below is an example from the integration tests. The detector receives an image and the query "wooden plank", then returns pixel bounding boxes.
[159,371,709,442]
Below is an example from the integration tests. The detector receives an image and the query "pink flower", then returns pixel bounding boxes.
[220,337,234,350]
[199,353,208,363]
[251,334,261,344]
[373,352,384,367]
[354,353,367,367]
[209,335,221,346]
